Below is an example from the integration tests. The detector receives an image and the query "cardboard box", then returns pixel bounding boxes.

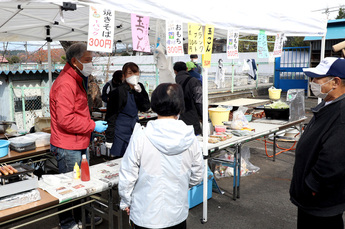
[188,168,213,208]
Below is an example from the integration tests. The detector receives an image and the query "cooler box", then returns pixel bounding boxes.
[188,167,213,208]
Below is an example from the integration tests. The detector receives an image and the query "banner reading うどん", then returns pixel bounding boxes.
[87,5,115,53]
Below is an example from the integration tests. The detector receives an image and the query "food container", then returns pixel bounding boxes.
[268,88,282,100]
[214,125,226,133]
[209,107,231,126]
[264,108,289,120]
[0,140,10,158]
[25,132,51,147]
[9,136,36,152]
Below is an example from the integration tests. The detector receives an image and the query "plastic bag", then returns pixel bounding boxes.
[231,106,249,130]
[240,146,260,176]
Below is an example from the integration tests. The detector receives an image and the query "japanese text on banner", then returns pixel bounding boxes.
[257,30,269,58]
[131,14,150,53]
[188,23,204,55]
[226,30,239,59]
[87,6,114,53]
[202,25,214,68]
[273,33,285,57]
[166,21,184,56]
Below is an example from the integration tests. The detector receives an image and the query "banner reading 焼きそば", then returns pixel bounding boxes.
[188,23,204,55]
[226,30,239,59]
[166,21,184,56]
[273,33,285,57]
[131,14,150,53]
[87,5,114,53]
[202,24,214,68]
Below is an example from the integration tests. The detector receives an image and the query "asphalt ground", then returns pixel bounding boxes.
[7,95,345,229]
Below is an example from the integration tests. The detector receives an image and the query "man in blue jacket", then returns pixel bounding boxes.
[290,57,345,229]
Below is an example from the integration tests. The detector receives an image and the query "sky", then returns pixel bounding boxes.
[1,0,344,53]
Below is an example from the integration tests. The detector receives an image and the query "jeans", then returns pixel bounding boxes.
[51,145,87,226]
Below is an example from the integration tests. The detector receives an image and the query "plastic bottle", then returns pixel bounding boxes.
[73,162,80,179]
[80,154,90,181]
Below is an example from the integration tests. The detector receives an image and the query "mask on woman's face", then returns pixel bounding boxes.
[126,75,139,85]
[310,77,334,99]
[76,59,93,76]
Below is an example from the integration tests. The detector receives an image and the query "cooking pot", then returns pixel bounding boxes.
[0,121,15,134]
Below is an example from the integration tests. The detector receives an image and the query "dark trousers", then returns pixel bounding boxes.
[131,220,186,229]
[297,208,344,229]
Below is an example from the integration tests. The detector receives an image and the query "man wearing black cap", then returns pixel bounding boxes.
[290,57,345,229]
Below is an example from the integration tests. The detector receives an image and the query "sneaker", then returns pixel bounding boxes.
[60,220,79,229]
[78,216,103,228]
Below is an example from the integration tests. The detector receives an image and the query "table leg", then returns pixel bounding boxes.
[273,133,277,162]
[237,144,241,199]
[233,145,238,200]
[108,188,113,229]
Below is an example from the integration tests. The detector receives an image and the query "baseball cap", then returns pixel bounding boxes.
[303,57,345,78]
[186,61,196,71]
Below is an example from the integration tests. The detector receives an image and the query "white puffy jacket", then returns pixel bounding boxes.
[119,119,204,228]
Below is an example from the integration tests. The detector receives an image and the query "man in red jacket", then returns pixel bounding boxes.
[50,42,107,229]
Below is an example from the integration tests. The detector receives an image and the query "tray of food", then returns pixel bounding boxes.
[0,163,34,179]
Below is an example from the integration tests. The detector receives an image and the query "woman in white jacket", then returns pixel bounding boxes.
[119,83,204,229]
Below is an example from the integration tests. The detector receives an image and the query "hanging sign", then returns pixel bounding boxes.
[87,5,115,52]
[131,14,150,52]
[166,20,184,56]
[257,30,269,58]
[188,23,205,54]
[202,24,214,68]
[273,33,285,57]
[226,30,239,59]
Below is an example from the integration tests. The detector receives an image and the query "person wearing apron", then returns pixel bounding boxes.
[105,62,150,157]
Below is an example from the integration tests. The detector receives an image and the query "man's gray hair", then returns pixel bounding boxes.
[66,42,87,64]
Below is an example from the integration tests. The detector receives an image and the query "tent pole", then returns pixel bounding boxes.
[48,42,52,88]
[318,35,326,104]
[202,67,208,223]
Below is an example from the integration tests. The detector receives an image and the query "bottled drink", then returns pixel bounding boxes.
[73,162,80,179]
[80,154,90,181]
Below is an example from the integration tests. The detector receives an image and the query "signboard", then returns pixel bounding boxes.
[226,30,239,59]
[257,30,269,58]
[188,23,204,54]
[166,20,184,56]
[87,6,115,53]
[131,14,150,52]
[202,24,214,68]
[273,33,285,57]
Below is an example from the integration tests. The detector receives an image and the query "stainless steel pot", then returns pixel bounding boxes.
[0,121,15,134]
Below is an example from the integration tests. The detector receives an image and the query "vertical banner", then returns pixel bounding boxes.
[202,24,214,68]
[188,23,205,55]
[226,30,239,59]
[273,33,285,57]
[131,14,150,52]
[87,6,115,52]
[257,30,269,58]
[166,20,184,56]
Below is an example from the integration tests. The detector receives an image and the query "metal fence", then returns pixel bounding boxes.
[11,85,50,131]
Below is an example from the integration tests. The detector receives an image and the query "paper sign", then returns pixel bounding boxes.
[87,6,115,52]
[273,33,285,57]
[188,23,204,54]
[257,30,269,58]
[131,14,150,52]
[226,30,239,59]
[166,21,184,56]
[202,24,214,68]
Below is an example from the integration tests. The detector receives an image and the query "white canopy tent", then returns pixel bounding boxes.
[0,0,327,223]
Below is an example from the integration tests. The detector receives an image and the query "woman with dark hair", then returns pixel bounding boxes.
[119,83,204,229]
[105,62,150,157]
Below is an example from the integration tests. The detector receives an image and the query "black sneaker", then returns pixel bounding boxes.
[78,216,103,228]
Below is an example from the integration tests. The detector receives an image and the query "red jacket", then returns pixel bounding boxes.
[50,63,95,150]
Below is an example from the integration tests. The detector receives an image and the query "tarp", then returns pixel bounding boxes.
[0,0,327,43]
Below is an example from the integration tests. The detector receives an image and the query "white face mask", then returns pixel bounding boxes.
[76,59,93,76]
[310,78,334,99]
[126,75,139,85]
[192,58,198,63]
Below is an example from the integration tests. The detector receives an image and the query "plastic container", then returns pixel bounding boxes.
[80,154,90,181]
[268,88,282,100]
[188,167,213,208]
[9,136,36,152]
[25,132,51,147]
[0,140,10,158]
[214,125,226,133]
[208,107,231,126]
